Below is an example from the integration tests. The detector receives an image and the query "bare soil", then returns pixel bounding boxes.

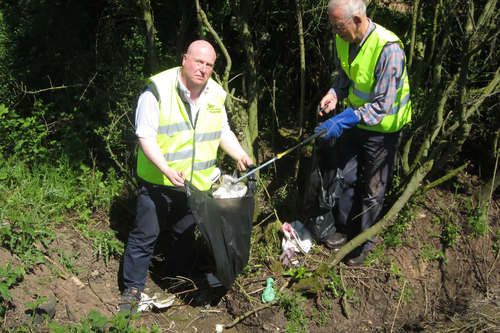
[1,184,500,332]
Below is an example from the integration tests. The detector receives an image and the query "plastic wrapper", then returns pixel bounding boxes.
[213,174,247,198]
[280,221,314,265]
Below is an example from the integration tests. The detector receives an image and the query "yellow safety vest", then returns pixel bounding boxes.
[336,24,412,133]
[136,67,226,190]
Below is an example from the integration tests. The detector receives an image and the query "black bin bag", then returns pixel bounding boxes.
[301,137,343,242]
[185,170,257,289]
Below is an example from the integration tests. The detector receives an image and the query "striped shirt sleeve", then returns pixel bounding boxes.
[357,42,405,126]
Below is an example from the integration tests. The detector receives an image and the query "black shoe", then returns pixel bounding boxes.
[346,250,369,266]
[118,288,141,315]
[325,233,347,250]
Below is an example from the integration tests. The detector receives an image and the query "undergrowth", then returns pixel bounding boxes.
[0,155,130,331]
[1,152,499,332]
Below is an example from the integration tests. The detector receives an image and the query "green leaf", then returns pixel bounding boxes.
[48,322,60,329]
[0,283,13,298]
[89,309,108,327]
[0,104,8,116]
[25,302,36,309]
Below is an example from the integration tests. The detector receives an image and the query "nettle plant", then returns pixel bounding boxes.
[0,263,25,317]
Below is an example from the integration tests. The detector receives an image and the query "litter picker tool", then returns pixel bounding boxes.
[231,128,326,185]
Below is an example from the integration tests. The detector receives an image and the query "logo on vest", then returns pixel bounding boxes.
[207,103,221,113]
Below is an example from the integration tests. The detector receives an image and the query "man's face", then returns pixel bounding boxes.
[328,8,356,43]
[181,44,216,89]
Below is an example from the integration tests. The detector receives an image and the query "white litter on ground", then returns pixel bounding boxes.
[137,293,176,312]
[280,221,314,265]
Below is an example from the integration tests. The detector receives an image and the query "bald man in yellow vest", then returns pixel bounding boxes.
[120,40,253,314]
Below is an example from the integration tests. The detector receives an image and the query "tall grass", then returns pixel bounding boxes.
[0,154,124,263]
[0,154,153,332]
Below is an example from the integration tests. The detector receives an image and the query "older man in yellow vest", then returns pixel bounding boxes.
[120,40,253,313]
[315,0,411,266]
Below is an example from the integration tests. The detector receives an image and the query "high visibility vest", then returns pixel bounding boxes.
[336,24,412,133]
[136,67,226,190]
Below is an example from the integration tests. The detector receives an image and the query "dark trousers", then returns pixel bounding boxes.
[122,180,196,291]
[336,126,403,252]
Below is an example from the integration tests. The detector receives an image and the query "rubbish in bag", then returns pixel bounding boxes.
[280,221,313,265]
[213,174,247,198]
[185,167,257,288]
[301,137,343,242]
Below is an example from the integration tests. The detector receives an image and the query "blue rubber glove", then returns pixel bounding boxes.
[314,108,360,140]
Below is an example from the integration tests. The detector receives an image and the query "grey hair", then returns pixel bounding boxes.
[327,0,367,19]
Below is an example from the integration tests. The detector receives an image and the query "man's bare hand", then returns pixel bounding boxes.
[319,93,338,116]
[237,155,253,172]
[165,169,186,187]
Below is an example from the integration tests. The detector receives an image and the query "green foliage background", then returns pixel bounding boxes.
[0,0,498,247]
[1,0,496,184]
[0,0,499,331]
[0,0,498,265]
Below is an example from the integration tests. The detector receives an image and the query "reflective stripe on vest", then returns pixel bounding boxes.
[136,67,226,190]
[336,24,412,133]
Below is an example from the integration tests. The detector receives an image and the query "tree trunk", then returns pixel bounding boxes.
[175,0,194,56]
[407,0,420,71]
[231,0,260,164]
[194,1,256,165]
[293,0,306,181]
[131,0,159,74]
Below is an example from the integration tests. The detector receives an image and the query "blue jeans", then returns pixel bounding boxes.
[122,180,196,291]
[336,127,404,252]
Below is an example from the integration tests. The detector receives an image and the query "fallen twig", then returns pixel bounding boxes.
[390,280,406,333]
[235,280,260,305]
[86,260,119,315]
[340,269,350,319]
[226,277,290,328]
[65,303,77,322]
[346,270,371,289]
[186,315,202,329]
[42,255,69,279]
[341,265,424,281]
[225,300,277,328]
[487,247,500,281]
[237,274,283,282]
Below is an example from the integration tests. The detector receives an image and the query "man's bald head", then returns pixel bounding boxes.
[186,40,216,60]
[181,40,217,93]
